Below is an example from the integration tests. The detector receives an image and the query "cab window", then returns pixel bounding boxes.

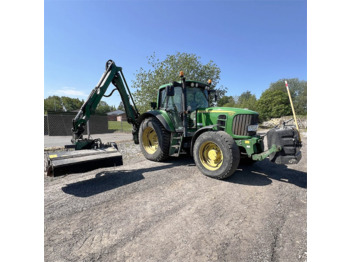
[159,88,167,109]
[186,87,209,110]
[167,86,182,111]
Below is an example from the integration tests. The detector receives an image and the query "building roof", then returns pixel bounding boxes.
[107,110,125,116]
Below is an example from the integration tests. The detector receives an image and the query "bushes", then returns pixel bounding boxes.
[217,78,307,121]
[257,90,292,121]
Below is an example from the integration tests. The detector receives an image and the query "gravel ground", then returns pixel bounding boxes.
[44,131,307,262]
[44,132,134,149]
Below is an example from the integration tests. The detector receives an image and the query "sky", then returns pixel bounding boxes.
[44,0,307,107]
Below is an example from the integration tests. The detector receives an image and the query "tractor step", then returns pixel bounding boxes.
[169,133,183,157]
[45,147,123,177]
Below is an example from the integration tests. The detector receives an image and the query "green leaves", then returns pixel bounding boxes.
[117,101,125,111]
[132,52,226,113]
[218,95,235,107]
[257,90,292,121]
[44,96,115,115]
[61,96,84,112]
[95,101,116,114]
[267,78,307,116]
[44,96,84,113]
[217,78,307,121]
[44,96,65,113]
[217,91,257,111]
[237,91,258,111]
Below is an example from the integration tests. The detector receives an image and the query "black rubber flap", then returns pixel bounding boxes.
[46,149,123,177]
[267,127,302,165]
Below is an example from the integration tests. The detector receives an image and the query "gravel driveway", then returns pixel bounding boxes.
[44,132,307,262]
[44,132,133,149]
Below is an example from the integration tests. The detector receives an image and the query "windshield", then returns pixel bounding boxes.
[186,87,209,110]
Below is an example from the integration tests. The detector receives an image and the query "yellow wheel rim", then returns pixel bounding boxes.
[142,127,159,154]
[199,141,223,171]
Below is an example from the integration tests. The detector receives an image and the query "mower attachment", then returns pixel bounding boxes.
[267,126,302,165]
[45,145,123,177]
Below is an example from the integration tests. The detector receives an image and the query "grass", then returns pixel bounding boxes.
[108,121,133,132]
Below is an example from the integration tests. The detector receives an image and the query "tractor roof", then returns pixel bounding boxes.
[159,80,210,90]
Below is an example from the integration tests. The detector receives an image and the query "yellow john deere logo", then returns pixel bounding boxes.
[197,110,235,116]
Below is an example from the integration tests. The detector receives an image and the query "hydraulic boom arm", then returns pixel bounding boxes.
[72,60,140,148]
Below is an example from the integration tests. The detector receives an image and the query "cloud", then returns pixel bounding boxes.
[53,87,88,98]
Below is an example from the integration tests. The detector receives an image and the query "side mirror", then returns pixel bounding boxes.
[150,102,157,109]
[166,85,174,96]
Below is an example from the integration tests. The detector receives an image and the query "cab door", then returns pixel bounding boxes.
[165,86,183,131]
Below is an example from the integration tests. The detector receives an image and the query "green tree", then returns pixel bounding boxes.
[61,96,84,112]
[44,96,64,113]
[95,101,113,114]
[213,85,228,107]
[218,95,235,107]
[269,78,307,115]
[236,91,257,111]
[257,90,292,121]
[132,52,226,113]
[294,85,307,115]
[117,101,125,111]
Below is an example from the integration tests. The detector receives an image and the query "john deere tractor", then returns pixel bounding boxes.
[46,60,302,179]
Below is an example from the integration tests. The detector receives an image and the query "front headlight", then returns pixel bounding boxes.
[247,124,259,132]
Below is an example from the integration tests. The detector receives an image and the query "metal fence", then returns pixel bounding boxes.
[44,115,48,135]
[45,112,113,136]
[44,112,133,136]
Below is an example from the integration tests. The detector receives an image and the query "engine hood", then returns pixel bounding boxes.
[197,107,258,115]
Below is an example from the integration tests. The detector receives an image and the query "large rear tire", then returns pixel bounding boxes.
[193,131,240,179]
[139,117,170,162]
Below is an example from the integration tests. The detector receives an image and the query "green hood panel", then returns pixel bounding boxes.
[196,107,259,138]
[197,107,258,115]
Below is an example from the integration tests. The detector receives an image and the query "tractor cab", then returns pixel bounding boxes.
[185,82,210,111]
[157,80,211,111]
[156,74,215,134]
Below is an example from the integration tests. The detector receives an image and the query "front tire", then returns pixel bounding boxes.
[193,131,240,179]
[139,117,170,162]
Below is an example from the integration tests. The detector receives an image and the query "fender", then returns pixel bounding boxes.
[138,111,175,132]
[190,125,217,156]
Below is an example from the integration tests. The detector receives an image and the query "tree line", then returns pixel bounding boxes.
[217,78,307,121]
[45,52,306,122]
[131,52,306,121]
[44,96,116,114]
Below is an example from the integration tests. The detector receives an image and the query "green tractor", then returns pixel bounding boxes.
[46,60,302,179]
